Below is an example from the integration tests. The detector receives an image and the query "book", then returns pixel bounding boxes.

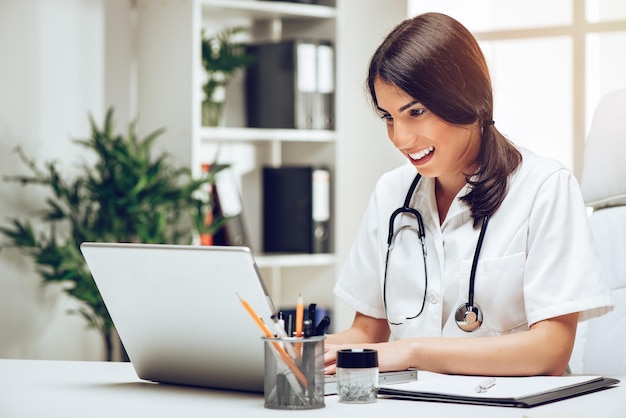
[262,166,331,253]
[378,372,620,408]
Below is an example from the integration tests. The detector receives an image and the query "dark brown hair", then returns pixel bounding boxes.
[367,12,521,226]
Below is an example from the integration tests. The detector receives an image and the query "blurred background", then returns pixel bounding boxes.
[0,0,624,362]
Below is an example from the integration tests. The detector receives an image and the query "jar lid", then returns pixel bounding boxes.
[336,348,378,368]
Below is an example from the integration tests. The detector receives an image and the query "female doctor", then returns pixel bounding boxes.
[324,12,613,377]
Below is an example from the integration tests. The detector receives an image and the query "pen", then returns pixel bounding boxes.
[314,315,331,336]
[303,319,313,338]
[286,314,294,337]
[475,377,496,393]
[270,313,297,359]
[276,311,285,334]
[301,318,315,403]
[237,293,308,388]
[308,303,317,329]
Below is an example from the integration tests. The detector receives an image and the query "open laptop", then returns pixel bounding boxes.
[80,242,416,393]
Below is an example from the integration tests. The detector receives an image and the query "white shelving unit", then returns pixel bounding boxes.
[131,0,408,328]
[134,0,338,310]
[199,0,337,19]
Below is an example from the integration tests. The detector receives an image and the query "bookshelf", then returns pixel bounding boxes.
[133,0,337,310]
[131,0,407,329]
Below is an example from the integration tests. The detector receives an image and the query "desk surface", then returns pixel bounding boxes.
[1,359,624,417]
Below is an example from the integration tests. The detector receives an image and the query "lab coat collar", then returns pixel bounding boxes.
[410,175,473,231]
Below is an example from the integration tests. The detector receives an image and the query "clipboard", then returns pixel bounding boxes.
[378,373,620,408]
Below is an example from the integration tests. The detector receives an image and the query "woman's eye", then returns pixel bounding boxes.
[380,113,393,123]
[409,108,426,117]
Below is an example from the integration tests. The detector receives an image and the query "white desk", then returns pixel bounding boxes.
[1,359,624,417]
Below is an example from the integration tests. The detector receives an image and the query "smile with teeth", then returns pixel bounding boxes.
[408,146,434,160]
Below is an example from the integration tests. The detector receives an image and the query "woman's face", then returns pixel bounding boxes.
[373,77,480,182]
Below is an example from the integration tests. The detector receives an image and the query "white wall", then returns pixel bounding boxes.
[0,0,106,360]
[0,0,409,359]
[333,0,407,331]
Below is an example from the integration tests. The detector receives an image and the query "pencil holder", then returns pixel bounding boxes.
[262,335,325,410]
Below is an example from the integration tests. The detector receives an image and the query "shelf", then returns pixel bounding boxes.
[201,0,337,20]
[200,127,336,143]
[255,253,336,269]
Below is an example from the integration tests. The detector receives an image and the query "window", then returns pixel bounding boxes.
[408,0,626,176]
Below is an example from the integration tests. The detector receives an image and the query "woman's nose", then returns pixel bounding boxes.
[389,121,415,150]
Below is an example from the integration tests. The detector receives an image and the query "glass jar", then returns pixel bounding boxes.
[336,348,379,403]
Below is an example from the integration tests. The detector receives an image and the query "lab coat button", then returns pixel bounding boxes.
[428,291,439,304]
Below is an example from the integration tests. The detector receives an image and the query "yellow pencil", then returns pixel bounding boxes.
[237,293,308,387]
[295,294,304,338]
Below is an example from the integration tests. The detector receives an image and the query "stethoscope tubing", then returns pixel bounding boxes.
[467,215,489,306]
[383,172,488,331]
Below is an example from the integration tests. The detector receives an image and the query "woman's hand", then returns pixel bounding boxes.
[323,312,391,374]
[324,340,414,375]
[324,312,579,376]
[323,342,342,375]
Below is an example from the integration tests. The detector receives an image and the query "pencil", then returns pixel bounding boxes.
[238,293,274,337]
[295,294,304,338]
[294,294,304,356]
[237,293,308,387]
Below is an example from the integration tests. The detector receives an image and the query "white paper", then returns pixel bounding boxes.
[380,372,604,399]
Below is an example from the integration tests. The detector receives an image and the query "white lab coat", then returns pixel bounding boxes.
[334,148,613,340]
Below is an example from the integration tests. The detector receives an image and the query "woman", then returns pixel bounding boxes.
[324,12,613,377]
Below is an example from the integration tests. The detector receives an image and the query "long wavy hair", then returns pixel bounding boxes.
[367,12,521,226]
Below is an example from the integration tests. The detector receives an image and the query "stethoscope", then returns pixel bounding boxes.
[383,173,489,332]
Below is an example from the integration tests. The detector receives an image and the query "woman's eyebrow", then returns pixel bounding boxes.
[377,100,419,114]
[398,100,419,113]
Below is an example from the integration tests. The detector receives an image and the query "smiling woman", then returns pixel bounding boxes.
[367,12,520,227]
[323,12,613,379]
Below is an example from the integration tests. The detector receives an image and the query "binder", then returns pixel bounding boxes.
[245,40,334,130]
[210,165,251,248]
[378,373,620,408]
[262,166,331,253]
[315,41,334,130]
[311,167,331,253]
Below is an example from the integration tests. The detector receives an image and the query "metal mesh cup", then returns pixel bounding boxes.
[262,335,325,410]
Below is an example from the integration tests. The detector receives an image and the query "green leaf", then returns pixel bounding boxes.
[0,107,228,357]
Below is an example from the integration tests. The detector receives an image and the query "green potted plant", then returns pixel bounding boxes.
[0,108,223,361]
[201,26,254,126]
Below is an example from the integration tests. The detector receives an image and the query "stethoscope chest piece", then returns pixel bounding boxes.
[384,173,490,332]
[455,303,483,332]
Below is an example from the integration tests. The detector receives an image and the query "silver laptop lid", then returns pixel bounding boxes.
[80,242,275,392]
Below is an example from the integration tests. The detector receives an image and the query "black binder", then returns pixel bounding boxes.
[245,40,334,130]
[262,166,330,253]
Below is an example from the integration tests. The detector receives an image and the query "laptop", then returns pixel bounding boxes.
[80,242,416,393]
